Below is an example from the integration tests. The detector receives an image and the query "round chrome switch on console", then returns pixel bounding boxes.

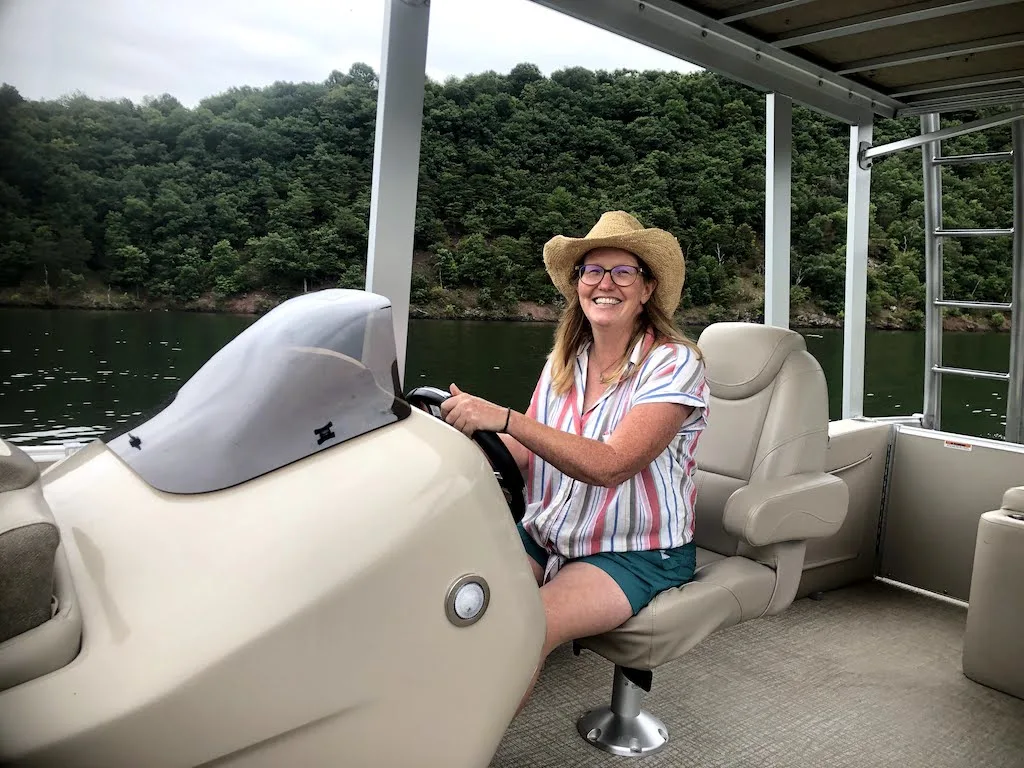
[445,575,490,626]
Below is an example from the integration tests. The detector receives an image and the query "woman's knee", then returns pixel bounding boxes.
[539,563,632,653]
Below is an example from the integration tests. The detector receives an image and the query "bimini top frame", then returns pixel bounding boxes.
[531,0,1024,122]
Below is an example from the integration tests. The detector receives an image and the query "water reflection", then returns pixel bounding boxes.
[0,308,254,444]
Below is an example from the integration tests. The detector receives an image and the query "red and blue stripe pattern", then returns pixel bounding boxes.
[522,335,708,576]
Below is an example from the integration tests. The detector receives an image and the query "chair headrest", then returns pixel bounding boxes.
[697,322,807,400]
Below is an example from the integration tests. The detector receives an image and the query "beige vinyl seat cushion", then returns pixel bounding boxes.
[0,439,82,691]
[580,323,848,670]
[0,441,57,643]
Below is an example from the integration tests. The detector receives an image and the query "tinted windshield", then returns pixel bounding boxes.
[105,290,409,493]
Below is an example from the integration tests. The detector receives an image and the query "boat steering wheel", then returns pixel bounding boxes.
[405,386,526,524]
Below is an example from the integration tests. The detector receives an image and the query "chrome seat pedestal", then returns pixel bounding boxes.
[577,666,667,756]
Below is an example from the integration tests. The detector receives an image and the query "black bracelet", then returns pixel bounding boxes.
[502,407,511,433]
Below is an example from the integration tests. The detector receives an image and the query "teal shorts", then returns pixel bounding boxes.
[517,523,696,615]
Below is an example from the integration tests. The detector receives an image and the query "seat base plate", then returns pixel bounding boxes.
[577,705,668,756]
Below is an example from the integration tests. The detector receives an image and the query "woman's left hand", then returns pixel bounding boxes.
[440,383,508,436]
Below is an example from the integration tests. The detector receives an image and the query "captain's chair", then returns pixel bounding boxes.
[574,322,849,756]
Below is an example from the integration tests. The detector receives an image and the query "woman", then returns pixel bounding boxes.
[440,211,708,713]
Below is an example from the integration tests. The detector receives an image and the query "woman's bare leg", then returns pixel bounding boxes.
[515,561,632,715]
[528,556,544,586]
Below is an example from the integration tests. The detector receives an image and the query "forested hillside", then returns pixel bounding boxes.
[0,64,1015,328]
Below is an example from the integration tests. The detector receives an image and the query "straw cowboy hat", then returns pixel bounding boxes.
[543,211,686,317]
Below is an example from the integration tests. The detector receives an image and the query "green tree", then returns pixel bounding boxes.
[0,70,1013,329]
[112,245,150,297]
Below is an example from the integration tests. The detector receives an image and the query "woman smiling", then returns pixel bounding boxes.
[441,211,708,713]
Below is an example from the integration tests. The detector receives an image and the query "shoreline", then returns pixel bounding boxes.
[0,288,1010,333]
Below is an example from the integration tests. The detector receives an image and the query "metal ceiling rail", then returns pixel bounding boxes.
[530,0,897,122]
[837,33,1024,76]
[859,108,1024,167]
[718,0,818,24]
[908,79,1024,97]
[534,1,1024,117]
[773,0,1020,49]
[913,93,1024,114]
[899,90,1024,115]
[891,70,1024,99]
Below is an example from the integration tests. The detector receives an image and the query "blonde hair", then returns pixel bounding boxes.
[549,267,701,395]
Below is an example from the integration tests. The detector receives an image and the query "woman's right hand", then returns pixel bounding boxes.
[440,383,508,436]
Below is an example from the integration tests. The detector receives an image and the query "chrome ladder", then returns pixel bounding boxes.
[920,115,1024,443]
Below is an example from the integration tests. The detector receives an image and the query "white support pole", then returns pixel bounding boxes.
[843,122,873,419]
[365,0,430,386]
[764,93,792,328]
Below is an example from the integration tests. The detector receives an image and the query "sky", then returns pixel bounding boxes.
[0,0,701,107]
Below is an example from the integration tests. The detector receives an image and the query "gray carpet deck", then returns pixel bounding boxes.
[491,581,1024,768]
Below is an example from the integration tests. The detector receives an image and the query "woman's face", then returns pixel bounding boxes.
[576,247,656,332]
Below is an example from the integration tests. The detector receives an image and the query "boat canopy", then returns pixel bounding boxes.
[532,0,1024,122]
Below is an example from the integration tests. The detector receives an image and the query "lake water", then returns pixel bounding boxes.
[0,307,1014,447]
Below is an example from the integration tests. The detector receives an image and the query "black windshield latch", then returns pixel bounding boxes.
[314,421,336,445]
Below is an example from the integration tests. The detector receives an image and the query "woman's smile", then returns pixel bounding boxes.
[577,247,654,328]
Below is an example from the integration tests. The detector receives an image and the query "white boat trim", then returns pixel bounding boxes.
[763,93,792,330]
[842,123,873,420]
[364,0,431,382]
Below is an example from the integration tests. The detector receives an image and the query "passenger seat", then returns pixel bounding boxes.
[0,438,82,691]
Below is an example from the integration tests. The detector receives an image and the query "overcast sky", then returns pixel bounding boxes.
[0,0,700,107]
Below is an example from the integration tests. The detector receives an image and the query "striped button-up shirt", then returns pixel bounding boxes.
[521,333,708,580]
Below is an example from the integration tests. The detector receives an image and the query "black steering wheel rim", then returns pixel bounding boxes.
[404,386,526,524]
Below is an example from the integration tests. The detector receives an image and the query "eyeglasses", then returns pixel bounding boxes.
[575,264,645,287]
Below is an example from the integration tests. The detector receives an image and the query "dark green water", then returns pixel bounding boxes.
[0,307,1013,446]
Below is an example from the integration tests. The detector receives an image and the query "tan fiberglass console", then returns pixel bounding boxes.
[0,290,545,767]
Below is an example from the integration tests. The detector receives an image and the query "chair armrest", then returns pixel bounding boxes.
[1001,486,1024,513]
[723,472,849,547]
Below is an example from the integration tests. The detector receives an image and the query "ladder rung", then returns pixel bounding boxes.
[932,365,1010,382]
[932,151,1013,166]
[935,228,1014,237]
[934,300,1013,311]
